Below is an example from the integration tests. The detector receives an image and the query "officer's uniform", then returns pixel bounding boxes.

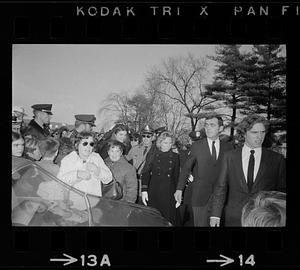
[24,104,52,140]
[126,125,154,203]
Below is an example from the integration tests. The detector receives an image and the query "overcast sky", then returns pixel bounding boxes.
[12,44,285,131]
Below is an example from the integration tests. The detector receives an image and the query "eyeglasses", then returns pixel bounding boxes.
[142,135,152,138]
[82,142,95,147]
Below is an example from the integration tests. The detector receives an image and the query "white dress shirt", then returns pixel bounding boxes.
[242,144,262,183]
[207,138,220,159]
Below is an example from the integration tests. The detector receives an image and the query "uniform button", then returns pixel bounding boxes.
[169,167,172,170]
[169,160,172,163]
[167,174,170,177]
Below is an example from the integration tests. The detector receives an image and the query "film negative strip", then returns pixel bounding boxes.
[3,0,300,268]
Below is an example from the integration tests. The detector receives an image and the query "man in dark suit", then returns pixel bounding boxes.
[210,114,286,227]
[24,104,53,140]
[174,115,234,226]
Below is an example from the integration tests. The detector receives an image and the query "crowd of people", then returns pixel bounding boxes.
[12,103,286,227]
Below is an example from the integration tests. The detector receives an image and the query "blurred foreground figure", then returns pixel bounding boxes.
[241,191,286,227]
[12,106,27,134]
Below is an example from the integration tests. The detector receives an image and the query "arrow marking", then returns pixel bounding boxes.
[50,253,78,266]
[207,254,234,267]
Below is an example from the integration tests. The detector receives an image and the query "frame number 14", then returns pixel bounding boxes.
[239,255,255,266]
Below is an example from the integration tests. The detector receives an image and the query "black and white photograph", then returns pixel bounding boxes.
[12,44,286,227]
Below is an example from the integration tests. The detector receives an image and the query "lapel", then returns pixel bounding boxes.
[252,148,268,189]
[219,140,227,160]
[234,148,249,192]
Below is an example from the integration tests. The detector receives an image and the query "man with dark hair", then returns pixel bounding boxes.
[174,115,233,226]
[210,114,286,227]
[241,190,286,227]
[24,104,53,140]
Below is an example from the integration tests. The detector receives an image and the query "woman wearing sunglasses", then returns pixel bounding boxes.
[57,131,112,209]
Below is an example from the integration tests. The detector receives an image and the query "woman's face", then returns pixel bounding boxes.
[160,137,173,152]
[130,138,139,147]
[115,130,127,143]
[12,138,24,157]
[61,130,68,137]
[78,136,94,159]
[108,146,122,162]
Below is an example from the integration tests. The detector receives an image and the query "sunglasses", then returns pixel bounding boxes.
[142,135,152,138]
[82,141,95,147]
[131,138,139,142]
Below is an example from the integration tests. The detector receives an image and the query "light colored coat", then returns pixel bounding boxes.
[57,151,112,210]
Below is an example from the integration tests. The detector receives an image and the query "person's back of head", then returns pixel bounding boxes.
[38,138,60,160]
[24,135,42,161]
[241,191,286,227]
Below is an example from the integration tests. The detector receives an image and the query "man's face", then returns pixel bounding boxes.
[77,123,86,132]
[204,118,222,140]
[39,111,51,125]
[244,123,266,149]
[115,130,127,143]
[85,124,93,132]
[142,133,153,146]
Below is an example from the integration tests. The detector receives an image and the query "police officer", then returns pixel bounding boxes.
[126,125,155,204]
[69,114,96,144]
[24,104,53,140]
[12,106,27,134]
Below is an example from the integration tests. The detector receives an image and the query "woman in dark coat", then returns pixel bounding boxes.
[141,131,181,226]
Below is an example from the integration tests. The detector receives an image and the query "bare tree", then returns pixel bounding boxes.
[145,53,216,131]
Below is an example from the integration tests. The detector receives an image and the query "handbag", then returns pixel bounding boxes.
[101,172,123,200]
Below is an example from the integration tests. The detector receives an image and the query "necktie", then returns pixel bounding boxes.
[212,141,217,161]
[143,146,148,156]
[247,150,255,192]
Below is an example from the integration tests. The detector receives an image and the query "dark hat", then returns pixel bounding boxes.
[31,104,53,115]
[75,114,96,126]
[155,126,167,136]
[141,125,154,135]
[189,130,202,141]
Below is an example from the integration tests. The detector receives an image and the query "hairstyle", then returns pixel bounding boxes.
[51,128,59,136]
[130,133,142,144]
[237,114,269,136]
[24,136,40,154]
[58,126,69,138]
[107,140,125,154]
[113,124,127,135]
[205,114,224,127]
[156,131,175,150]
[241,191,286,227]
[38,138,60,158]
[12,131,23,142]
[74,131,95,151]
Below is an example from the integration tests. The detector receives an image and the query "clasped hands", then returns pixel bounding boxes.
[77,162,101,181]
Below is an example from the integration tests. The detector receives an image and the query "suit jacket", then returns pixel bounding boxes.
[211,147,286,226]
[177,138,233,206]
[24,119,50,140]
